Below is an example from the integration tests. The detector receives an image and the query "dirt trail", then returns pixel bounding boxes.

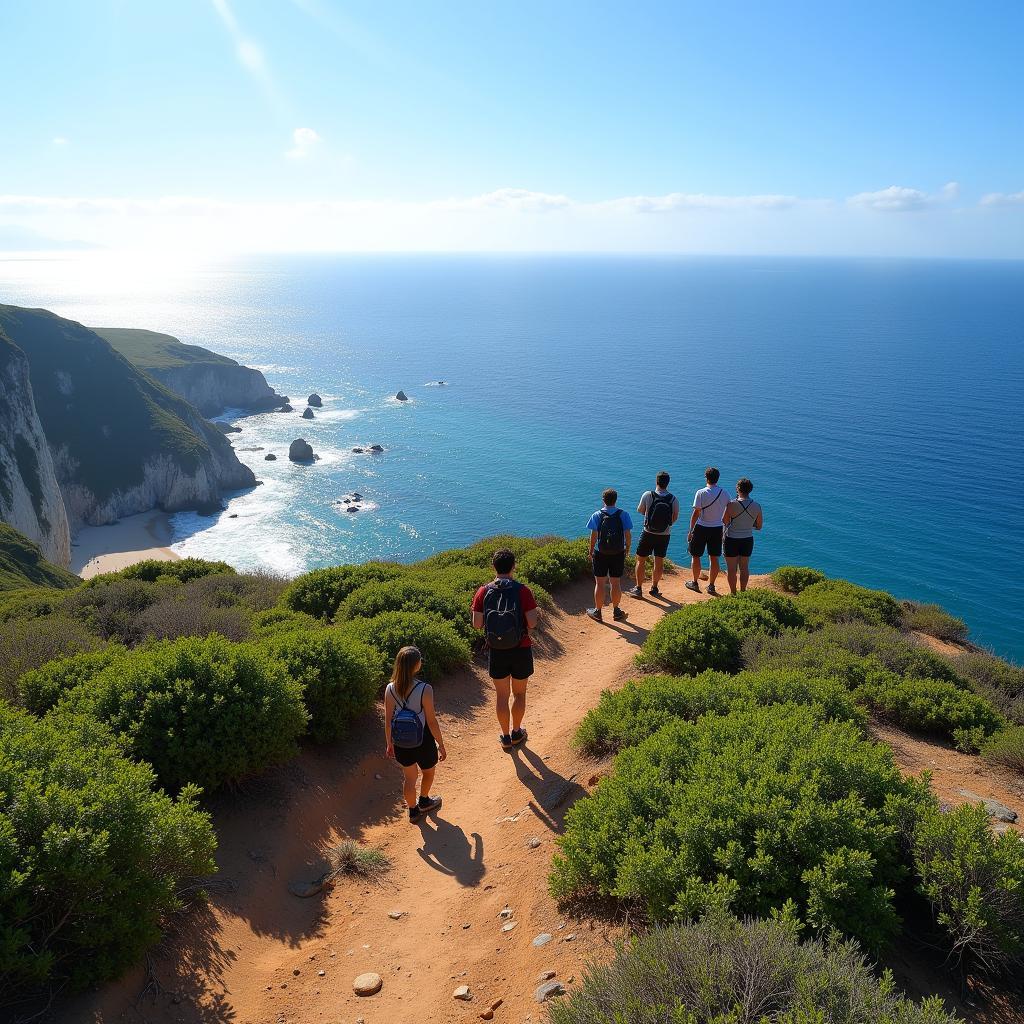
[64,570,712,1024]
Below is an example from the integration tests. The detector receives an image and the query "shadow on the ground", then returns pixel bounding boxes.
[415,815,485,886]
[511,744,588,833]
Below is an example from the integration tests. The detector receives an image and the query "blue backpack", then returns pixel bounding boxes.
[390,680,426,748]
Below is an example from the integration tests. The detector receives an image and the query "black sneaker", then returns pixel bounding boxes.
[707,584,719,596]
[649,585,661,597]
[510,728,528,746]
[685,580,701,592]
[613,607,628,622]
[409,805,422,823]
[418,795,442,815]
[499,733,514,751]
[626,585,643,599]
[586,607,603,622]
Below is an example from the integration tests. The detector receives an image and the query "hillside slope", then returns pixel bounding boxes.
[0,329,71,565]
[95,327,287,416]
[0,521,78,591]
[0,305,257,531]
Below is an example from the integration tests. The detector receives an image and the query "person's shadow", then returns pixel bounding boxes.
[416,815,485,887]
[510,745,587,832]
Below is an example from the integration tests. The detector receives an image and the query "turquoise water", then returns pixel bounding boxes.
[1,254,1022,661]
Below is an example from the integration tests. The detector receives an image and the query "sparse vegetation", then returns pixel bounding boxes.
[325,839,391,880]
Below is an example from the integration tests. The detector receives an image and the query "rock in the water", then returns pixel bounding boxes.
[302,407,315,420]
[308,393,323,407]
[534,980,566,1003]
[264,453,277,460]
[277,403,294,413]
[217,422,242,434]
[532,933,553,947]
[353,972,383,997]
[351,492,363,500]
[352,447,364,453]
[346,506,358,514]
[228,513,238,519]
[453,985,472,1001]
[369,444,384,452]
[395,390,409,402]
[958,789,1018,823]
[288,438,316,462]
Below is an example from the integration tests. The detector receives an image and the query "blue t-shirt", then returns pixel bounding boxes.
[587,507,633,551]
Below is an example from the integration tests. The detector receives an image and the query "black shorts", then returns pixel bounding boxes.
[592,550,626,579]
[688,524,723,558]
[636,531,670,559]
[394,724,438,770]
[724,535,754,558]
[488,645,535,680]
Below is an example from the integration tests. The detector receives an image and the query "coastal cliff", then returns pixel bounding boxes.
[0,305,257,533]
[0,330,72,566]
[94,327,287,416]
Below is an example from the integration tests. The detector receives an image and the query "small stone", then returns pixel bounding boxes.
[501,921,518,933]
[288,879,324,898]
[526,837,541,849]
[479,1012,494,1021]
[536,971,556,982]
[498,906,513,919]
[563,933,575,942]
[453,984,472,1000]
[389,910,405,920]
[534,980,566,1003]
[532,933,553,947]
[353,972,383,996]
[293,968,300,976]
[462,923,471,929]
[317,969,325,976]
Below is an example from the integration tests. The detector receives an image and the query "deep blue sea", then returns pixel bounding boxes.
[2,253,1022,661]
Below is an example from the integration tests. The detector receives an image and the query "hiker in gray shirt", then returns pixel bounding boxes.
[723,477,763,594]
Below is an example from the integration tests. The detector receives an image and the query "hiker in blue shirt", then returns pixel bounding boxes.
[586,488,633,623]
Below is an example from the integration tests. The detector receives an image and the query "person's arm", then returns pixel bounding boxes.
[723,502,734,527]
[688,507,699,537]
[471,589,484,630]
[636,492,647,515]
[422,686,446,761]
[671,498,680,525]
[588,529,598,558]
[384,687,395,758]
[624,529,632,555]
[525,606,539,628]
[755,507,764,531]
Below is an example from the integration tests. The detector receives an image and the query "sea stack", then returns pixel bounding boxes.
[395,390,408,402]
[278,403,294,413]
[308,393,323,407]
[288,438,316,462]
[264,453,277,460]
[302,407,314,419]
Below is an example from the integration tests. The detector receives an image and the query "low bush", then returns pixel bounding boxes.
[18,645,128,714]
[796,579,903,629]
[89,557,235,584]
[980,726,1024,773]
[728,587,806,629]
[249,606,320,636]
[549,912,957,1024]
[0,615,103,704]
[0,586,69,622]
[952,652,1024,724]
[638,605,743,675]
[575,669,864,756]
[63,578,160,643]
[57,635,308,792]
[419,534,544,571]
[516,539,591,590]
[553,703,929,952]
[136,597,253,642]
[260,629,378,743]
[337,579,474,639]
[338,610,471,681]
[902,601,969,644]
[854,675,1004,743]
[771,565,826,593]
[281,562,406,619]
[914,803,1024,975]
[0,704,216,1000]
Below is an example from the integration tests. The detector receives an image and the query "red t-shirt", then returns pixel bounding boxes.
[472,580,538,648]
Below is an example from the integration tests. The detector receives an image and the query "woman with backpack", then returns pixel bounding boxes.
[384,645,446,823]
[723,477,764,594]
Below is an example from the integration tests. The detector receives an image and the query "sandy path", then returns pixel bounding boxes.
[63,570,711,1024]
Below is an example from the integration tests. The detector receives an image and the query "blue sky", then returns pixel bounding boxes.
[1,0,1022,254]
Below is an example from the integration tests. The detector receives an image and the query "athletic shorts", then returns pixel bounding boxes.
[592,550,626,579]
[636,531,670,559]
[688,524,723,558]
[488,645,535,680]
[394,724,439,770]
[724,535,754,558]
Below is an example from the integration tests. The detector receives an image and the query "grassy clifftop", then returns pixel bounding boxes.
[94,327,237,371]
[0,522,78,591]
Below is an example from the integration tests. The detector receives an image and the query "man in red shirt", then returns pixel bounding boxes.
[471,548,540,751]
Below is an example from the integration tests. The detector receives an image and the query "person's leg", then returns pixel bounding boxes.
[726,556,738,594]
[493,676,512,737]
[708,556,720,587]
[593,574,606,611]
[739,556,751,591]
[652,555,664,589]
[419,765,436,799]
[691,553,702,583]
[707,530,722,590]
[635,555,647,589]
[401,764,419,810]
[510,677,528,733]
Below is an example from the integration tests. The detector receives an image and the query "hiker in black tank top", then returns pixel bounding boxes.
[722,477,764,594]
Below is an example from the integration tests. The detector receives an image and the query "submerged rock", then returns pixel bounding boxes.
[352,447,364,453]
[264,453,277,460]
[288,439,316,463]
[395,390,408,402]
[308,393,323,407]
[369,444,384,452]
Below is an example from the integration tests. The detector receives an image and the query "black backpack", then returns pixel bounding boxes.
[483,579,523,650]
[598,508,626,553]
[645,491,674,533]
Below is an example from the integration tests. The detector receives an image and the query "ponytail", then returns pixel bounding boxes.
[390,646,422,701]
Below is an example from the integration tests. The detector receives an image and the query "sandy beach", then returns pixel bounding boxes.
[71,510,180,579]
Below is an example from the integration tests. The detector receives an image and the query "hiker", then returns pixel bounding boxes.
[627,470,679,600]
[723,477,763,594]
[686,466,729,595]
[586,488,632,623]
[471,548,540,751]
[384,646,446,824]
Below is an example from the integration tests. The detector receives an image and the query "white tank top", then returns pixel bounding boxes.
[387,680,428,726]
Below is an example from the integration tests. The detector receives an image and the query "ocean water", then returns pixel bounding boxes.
[1,253,1022,661]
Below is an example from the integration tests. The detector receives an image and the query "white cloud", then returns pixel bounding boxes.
[979,190,1024,207]
[51,136,69,147]
[285,127,322,160]
[604,192,802,213]
[446,188,572,212]
[847,182,960,212]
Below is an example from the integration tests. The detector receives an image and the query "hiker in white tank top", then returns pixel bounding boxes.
[723,477,763,594]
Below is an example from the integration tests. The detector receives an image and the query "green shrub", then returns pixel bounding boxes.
[516,539,591,590]
[0,586,70,623]
[260,630,378,743]
[89,557,234,584]
[552,703,930,952]
[980,726,1024,773]
[637,605,743,675]
[338,611,471,681]
[902,601,969,644]
[136,596,252,642]
[914,803,1024,975]
[282,562,405,619]
[728,587,805,630]
[796,579,902,629]
[63,578,160,642]
[575,669,865,756]
[549,912,957,1024]
[0,704,216,999]
[854,675,1004,742]
[771,565,826,593]
[57,635,308,792]
[18,645,128,714]
[952,652,1024,724]
[250,606,320,636]
[419,534,544,571]
[337,578,474,639]
[0,615,103,704]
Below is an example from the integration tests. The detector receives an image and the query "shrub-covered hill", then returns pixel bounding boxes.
[95,327,287,416]
[0,522,78,591]
[0,305,256,530]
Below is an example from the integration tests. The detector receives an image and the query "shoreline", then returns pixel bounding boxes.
[71,510,181,579]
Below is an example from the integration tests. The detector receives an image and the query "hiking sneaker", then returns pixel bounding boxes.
[409,805,422,823]
[685,580,701,593]
[499,734,514,751]
[626,585,643,598]
[613,607,628,622]
[649,585,662,597]
[586,607,603,622]
[418,795,442,816]
[707,583,719,596]
[510,728,528,747]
